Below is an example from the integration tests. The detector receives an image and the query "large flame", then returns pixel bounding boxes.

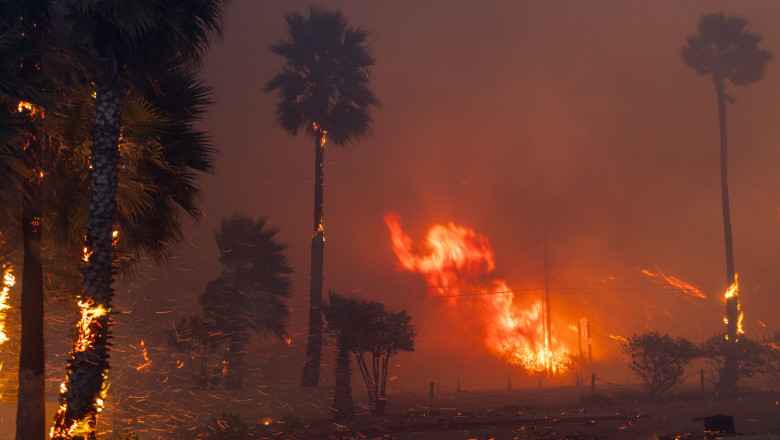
[384,213,572,375]
[0,266,14,345]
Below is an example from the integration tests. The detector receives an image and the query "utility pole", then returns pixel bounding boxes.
[542,219,552,377]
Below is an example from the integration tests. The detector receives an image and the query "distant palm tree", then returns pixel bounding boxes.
[199,214,293,389]
[47,1,227,437]
[682,12,772,391]
[266,7,379,387]
[323,292,383,421]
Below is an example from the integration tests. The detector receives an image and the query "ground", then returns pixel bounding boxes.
[253,384,780,440]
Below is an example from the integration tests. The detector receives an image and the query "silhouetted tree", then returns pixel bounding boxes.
[622,331,697,397]
[171,215,292,390]
[322,292,383,421]
[355,308,414,415]
[681,12,772,392]
[266,7,378,387]
[701,333,765,386]
[167,314,222,389]
[762,331,780,384]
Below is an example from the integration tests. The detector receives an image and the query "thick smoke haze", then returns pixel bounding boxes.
[127,1,780,388]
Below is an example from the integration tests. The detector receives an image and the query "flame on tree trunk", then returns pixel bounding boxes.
[715,74,739,392]
[51,62,124,440]
[0,267,14,345]
[302,127,326,387]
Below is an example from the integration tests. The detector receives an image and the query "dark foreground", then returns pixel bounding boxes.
[253,387,780,440]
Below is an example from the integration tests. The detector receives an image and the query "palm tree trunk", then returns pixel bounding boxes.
[16,149,46,440]
[714,75,738,391]
[52,60,124,440]
[332,338,353,420]
[15,10,47,439]
[302,130,325,387]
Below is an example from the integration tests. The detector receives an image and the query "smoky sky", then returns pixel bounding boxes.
[133,0,780,386]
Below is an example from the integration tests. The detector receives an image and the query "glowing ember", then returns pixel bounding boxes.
[385,213,572,375]
[0,266,14,345]
[640,267,706,299]
[136,340,152,371]
[17,100,44,117]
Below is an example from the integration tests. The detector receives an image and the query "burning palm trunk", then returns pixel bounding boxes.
[0,266,14,345]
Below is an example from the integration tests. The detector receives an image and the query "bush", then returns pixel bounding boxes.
[761,331,780,384]
[700,333,765,387]
[623,331,697,396]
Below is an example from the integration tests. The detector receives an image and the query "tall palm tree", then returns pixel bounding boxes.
[682,13,772,391]
[199,214,293,389]
[266,7,378,387]
[0,55,217,440]
[322,292,383,421]
[45,2,226,436]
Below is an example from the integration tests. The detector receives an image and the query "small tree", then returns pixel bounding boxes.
[322,292,383,421]
[355,309,415,415]
[623,331,697,397]
[323,294,415,419]
[701,333,765,387]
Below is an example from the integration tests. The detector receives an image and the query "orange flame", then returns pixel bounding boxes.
[640,267,706,299]
[17,100,44,117]
[608,334,628,343]
[385,213,572,375]
[136,340,152,371]
[52,230,119,438]
[723,275,743,340]
[0,266,14,345]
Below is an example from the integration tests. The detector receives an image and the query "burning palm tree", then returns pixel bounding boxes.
[46,1,227,438]
[682,12,772,391]
[266,7,378,387]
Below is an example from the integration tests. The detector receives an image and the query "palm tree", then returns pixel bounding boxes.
[0,54,217,439]
[322,292,383,421]
[357,309,414,415]
[266,7,379,387]
[682,12,772,391]
[199,214,293,389]
[40,2,226,435]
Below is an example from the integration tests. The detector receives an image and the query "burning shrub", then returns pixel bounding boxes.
[700,333,765,388]
[622,331,697,396]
